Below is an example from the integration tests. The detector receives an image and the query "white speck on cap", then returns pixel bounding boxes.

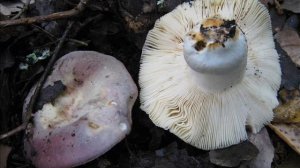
[119,123,128,132]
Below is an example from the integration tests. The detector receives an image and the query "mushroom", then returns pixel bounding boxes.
[139,0,281,150]
[23,51,138,168]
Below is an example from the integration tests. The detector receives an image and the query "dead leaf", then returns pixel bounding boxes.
[275,26,300,67]
[277,42,300,89]
[271,89,300,154]
[282,0,300,13]
[240,128,274,168]
[0,144,12,168]
[273,89,300,123]
[278,89,300,103]
[209,141,259,167]
[269,123,300,155]
[0,2,23,16]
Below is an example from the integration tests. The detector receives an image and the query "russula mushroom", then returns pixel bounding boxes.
[139,0,281,150]
[23,51,138,168]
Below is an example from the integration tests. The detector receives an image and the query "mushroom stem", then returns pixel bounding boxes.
[183,25,247,92]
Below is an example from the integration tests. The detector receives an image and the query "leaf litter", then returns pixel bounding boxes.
[275,26,300,67]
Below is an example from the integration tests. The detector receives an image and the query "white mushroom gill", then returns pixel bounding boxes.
[139,0,281,150]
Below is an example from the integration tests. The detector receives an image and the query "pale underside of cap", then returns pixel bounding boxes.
[139,0,281,150]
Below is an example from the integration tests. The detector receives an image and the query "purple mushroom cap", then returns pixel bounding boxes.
[23,51,138,168]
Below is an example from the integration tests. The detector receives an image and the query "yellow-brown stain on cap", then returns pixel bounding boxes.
[202,18,224,28]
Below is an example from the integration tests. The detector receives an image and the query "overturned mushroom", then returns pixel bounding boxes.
[23,51,138,168]
[139,0,281,150]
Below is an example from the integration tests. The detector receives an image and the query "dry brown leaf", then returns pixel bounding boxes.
[240,128,274,168]
[269,123,300,155]
[271,89,300,155]
[275,26,300,67]
[282,0,300,13]
[273,89,300,123]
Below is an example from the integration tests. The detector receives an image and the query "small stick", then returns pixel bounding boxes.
[32,25,88,46]
[68,39,89,46]
[0,0,89,27]
[31,24,57,40]
[0,124,26,140]
[0,21,75,140]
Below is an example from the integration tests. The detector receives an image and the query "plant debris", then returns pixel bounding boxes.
[269,123,300,155]
[209,141,258,167]
[273,89,300,123]
[19,48,50,70]
[241,128,275,168]
[281,0,300,13]
[275,26,300,67]
[270,89,300,155]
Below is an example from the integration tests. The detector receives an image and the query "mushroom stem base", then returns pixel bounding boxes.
[189,58,246,92]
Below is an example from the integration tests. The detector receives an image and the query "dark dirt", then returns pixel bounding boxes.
[0,0,300,168]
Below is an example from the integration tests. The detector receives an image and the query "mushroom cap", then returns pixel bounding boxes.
[23,51,138,168]
[139,0,281,150]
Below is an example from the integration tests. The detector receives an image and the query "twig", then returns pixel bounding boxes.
[0,124,26,140]
[0,0,89,27]
[32,24,88,46]
[11,0,32,20]
[38,38,89,48]
[69,14,103,36]
[24,21,75,125]
[0,21,75,140]
[68,39,89,46]
[31,24,56,41]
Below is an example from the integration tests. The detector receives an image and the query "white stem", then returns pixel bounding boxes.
[184,30,247,92]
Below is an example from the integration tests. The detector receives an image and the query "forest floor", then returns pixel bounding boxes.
[0,0,300,168]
